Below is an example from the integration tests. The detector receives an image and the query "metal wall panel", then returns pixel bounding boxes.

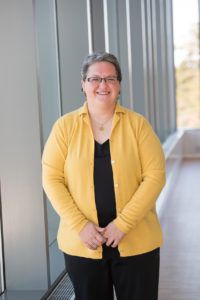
[0,0,48,290]
[56,0,89,114]
[34,0,64,286]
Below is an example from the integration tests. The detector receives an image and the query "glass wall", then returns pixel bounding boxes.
[103,0,176,142]
[173,0,200,128]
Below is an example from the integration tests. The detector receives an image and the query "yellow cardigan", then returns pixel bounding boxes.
[42,102,166,259]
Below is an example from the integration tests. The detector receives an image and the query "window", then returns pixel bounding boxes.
[173,0,200,128]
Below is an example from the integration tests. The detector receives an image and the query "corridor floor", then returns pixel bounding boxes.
[158,159,200,300]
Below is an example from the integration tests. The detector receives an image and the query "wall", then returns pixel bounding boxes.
[100,0,176,142]
[0,0,48,291]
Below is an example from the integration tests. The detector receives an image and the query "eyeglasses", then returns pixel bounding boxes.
[86,76,119,85]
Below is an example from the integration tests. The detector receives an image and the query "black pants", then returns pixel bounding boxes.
[64,248,160,300]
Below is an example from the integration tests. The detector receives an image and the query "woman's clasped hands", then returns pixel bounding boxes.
[79,221,125,250]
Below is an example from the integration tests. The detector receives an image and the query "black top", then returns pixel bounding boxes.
[94,140,119,258]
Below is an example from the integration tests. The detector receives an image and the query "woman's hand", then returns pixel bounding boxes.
[100,221,125,248]
[79,222,106,250]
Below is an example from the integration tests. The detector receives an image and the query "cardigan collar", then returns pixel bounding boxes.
[78,101,126,116]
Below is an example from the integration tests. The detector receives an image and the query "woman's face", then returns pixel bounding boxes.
[81,61,121,108]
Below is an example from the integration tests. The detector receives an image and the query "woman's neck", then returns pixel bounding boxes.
[87,101,116,144]
[87,101,116,122]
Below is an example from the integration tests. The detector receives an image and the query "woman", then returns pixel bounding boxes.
[42,52,166,300]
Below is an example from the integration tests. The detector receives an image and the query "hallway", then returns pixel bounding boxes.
[158,159,200,300]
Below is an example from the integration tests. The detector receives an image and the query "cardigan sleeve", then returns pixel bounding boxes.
[114,117,166,234]
[42,118,88,233]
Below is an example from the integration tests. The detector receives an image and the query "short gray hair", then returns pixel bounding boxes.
[81,52,122,82]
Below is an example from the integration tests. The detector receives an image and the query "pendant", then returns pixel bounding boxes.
[99,126,104,131]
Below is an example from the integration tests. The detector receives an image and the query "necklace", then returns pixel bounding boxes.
[90,115,113,131]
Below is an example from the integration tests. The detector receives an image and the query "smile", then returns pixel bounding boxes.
[96,91,110,95]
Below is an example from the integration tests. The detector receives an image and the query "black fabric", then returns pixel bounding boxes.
[93,140,116,227]
[64,248,160,300]
[93,139,119,258]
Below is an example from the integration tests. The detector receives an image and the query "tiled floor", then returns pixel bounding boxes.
[158,159,200,300]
